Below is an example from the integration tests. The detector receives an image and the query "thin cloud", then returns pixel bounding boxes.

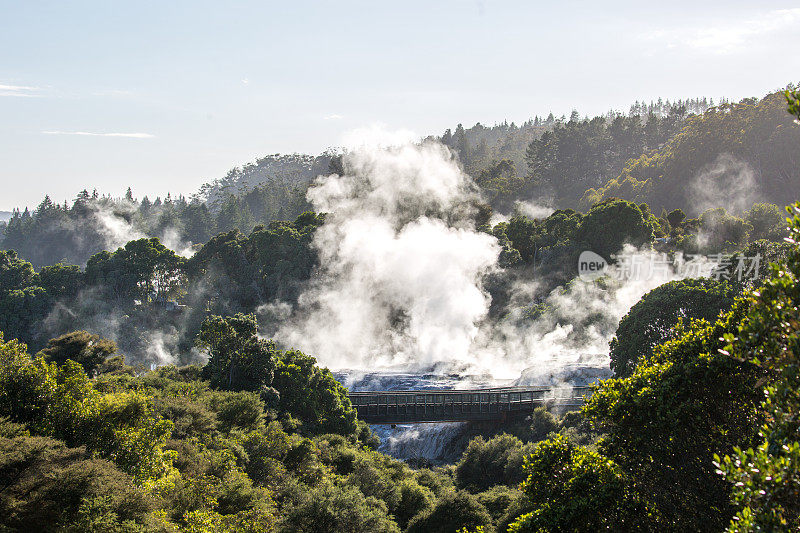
[0,83,42,97]
[91,89,135,97]
[641,8,800,54]
[324,114,344,120]
[42,130,155,139]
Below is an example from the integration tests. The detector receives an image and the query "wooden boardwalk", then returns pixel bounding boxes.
[348,386,592,424]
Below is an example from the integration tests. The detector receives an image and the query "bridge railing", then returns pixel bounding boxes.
[348,386,593,422]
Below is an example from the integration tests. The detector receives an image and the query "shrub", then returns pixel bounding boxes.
[455,434,533,491]
[279,482,400,533]
[406,491,493,533]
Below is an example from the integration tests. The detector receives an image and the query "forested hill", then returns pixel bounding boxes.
[436,96,714,181]
[196,152,338,211]
[2,89,797,268]
[582,90,800,214]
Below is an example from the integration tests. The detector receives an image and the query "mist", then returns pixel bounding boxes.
[690,153,761,215]
[272,142,500,371]
[268,140,713,381]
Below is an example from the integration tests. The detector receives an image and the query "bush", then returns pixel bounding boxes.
[455,434,534,491]
[395,479,435,529]
[0,434,153,530]
[406,491,494,533]
[279,482,400,533]
[476,485,522,523]
[37,330,118,374]
[345,458,402,512]
[587,301,763,529]
[526,406,559,442]
[506,435,649,532]
[215,391,266,434]
[158,395,217,439]
[609,278,735,377]
[576,199,653,259]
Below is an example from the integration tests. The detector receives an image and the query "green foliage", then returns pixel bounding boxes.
[214,391,266,433]
[395,479,435,529]
[475,159,523,209]
[279,482,400,533]
[0,250,52,347]
[85,237,186,305]
[346,457,402,512]
[524,109,686,207]
[0,284,51,347]
[585,302,763,529]
[455,433,534,491]
[716,203,800,530]
[666,208,686,228]
[0,249,37,291]
[475,485,521,524]
[744,202,787,242]
[609,278,735,377]
[504,216,539,262]
[0,433,153,531]
[0,335,175,483]
[187,212,323,313]
[576,198,653,259]
[158,394,217,440]
[585,91,800,213]
[38,262,84,298]
[406,490,494,533]
[693,207,752,252]
[197,313,278,392]
[272,349,357,435]
[787,87,800,121]
[507,435,649,532]
[525,406,560,442]
[196,312,356,436]
[2,156,324,268]
[38,330,119,374]
[716,239,794,291]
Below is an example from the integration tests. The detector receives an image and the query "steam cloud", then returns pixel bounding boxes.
[690,153,761,215]
[271,139,711,381]
[92,202,195,258]
[274,142,500,370]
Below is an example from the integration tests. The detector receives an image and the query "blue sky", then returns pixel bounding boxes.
[1,1,799,210]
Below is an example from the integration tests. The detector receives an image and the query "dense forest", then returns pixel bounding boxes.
[0,88,798,532]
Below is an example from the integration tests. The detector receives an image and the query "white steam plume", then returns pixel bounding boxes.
[690,153,760,215]
[92,202,195,258]
[271,138,719,381]
[474,245,717,381]
[274,141,500,370]
[514,200,555,220]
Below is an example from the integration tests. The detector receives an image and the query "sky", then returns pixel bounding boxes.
[1,0,799,211]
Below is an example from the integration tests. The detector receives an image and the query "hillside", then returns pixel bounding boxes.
[582,90,800,215]
[1,90,795,269]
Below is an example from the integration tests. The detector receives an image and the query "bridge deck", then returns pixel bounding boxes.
[349,386,592,423]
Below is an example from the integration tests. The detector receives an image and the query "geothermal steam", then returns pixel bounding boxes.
[274,142,500,370]
[272,140,711,378]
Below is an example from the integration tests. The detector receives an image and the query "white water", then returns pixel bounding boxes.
[337,371,505,462]
[338,366,610,462]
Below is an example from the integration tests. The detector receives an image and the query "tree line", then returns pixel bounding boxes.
[6,89,796,273]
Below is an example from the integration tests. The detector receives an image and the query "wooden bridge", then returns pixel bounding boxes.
[348,386,593,424]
